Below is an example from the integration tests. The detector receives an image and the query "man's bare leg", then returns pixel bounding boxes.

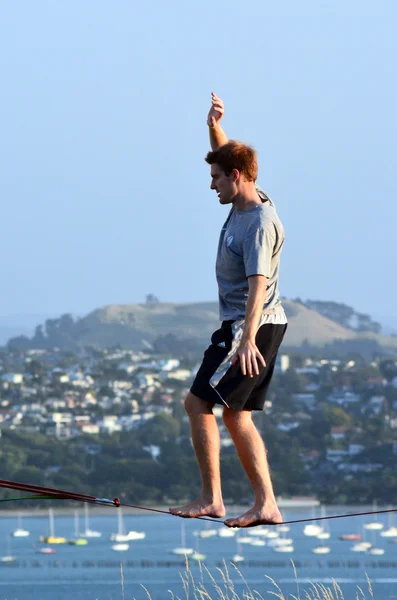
[169,392,226,518]
[222,408,282,527]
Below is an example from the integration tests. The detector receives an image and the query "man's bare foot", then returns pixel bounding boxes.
[169,496,226,519]
[224,503,283,528]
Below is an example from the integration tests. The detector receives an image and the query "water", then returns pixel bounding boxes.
[0,506,396,599]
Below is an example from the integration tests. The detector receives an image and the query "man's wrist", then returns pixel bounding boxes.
[240,335,256,346]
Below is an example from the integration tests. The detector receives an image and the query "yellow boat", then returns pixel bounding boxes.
[67,538,88,546]
[40,536,67,544]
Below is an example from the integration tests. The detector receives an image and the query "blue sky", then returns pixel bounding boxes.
[1,0,396,328]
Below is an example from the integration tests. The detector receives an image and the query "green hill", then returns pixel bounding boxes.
[7,299,397,357]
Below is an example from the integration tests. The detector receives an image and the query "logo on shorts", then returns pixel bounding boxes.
[226,235,234,247]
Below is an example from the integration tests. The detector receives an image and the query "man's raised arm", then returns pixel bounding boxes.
[207,92,228,150]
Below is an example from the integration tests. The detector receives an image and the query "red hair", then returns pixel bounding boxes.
[205,141,258,182]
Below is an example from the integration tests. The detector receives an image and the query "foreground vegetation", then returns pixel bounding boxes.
[119,561,376,600]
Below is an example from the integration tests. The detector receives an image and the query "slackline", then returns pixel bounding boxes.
[0,477,396,527]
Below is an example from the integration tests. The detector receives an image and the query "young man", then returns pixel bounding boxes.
[169,93,287,528]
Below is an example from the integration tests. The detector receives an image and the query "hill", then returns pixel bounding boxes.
[7,299,397,357]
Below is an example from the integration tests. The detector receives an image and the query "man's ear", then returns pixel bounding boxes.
[232,168,240,182]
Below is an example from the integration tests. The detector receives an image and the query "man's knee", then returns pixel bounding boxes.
[222,406,252,430]
[184,392,214,416]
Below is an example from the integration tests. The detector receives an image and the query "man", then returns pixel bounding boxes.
[169,93,287,528]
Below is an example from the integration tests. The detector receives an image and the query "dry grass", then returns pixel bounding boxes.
[131,559,376,600]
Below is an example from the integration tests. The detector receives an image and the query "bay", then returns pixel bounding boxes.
[0,506,396,599]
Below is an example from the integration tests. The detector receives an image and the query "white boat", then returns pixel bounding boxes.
[198,528,217,539]
[380,509,397,537]
[0,535,16,563]
[110,509,145,543]
[238,536,254,545]
[171,523,194,556]
[364,501,384,531]
[126,531,145,540]
[247,527,269,537]
[312,545,331,554]
[232,553,245,562]
[191,551,206,561]
[81,503,102,538]
[268,537,293,547]
[304,524,323,537]
[381,527,397,538]
[273,545,294,553]
[190,536,206,561]
[266,530,280,539]
[368,547,385,555]
[12,514,30,538]
[250,538,266,546]
[364,522,383,531]
[218,528,237,538]
[112,543,129,552]
[316,506,330,539]
[351,542,372,552]
[278,525,290,533]
[233,537,245,562]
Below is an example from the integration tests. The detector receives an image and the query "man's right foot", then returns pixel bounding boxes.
[169,497,225,519]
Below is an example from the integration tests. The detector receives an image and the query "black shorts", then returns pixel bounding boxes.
[191,320,287,411]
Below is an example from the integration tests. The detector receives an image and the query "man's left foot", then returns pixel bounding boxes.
[224,504,283,528]
[169,497,225,519]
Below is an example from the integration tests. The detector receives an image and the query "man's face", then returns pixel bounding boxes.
[210,164,237,205]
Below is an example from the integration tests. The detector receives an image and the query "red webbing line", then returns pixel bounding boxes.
[0,478,95,502]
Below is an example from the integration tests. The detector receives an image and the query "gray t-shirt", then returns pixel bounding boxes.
[216,186,285,321]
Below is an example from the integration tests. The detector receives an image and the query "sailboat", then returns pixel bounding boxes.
[12,513,30,538]
[81,503,101,538]
[110,509,145,542]
[317,506,331,540]
[232,536,245,563]
[380,507,397,538]
[367,529,385,555]
[312,545,331,554]
[364,501,384,530]
[112,542,129,552]
[110,508,129,543]
[190,536,206,561]
[350,527,371,552]
[171,523,194,556]
[198,522,217,539]
[304,506,323,537]
[67,511,88,545]
[0,535,16,563]
[40,508,67,544]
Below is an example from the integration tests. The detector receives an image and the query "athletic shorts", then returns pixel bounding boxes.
[190,320,287,411]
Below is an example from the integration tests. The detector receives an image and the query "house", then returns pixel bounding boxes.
[293,393,317,410]
[331,426,348,440]
[326,449,349,462]
[275,354,290,373]
[1,373,23,384]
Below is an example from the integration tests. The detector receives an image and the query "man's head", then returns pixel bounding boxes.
[205,141,258,205]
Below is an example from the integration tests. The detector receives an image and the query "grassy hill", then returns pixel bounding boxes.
[8,299,397,357]
[76,300,397,355]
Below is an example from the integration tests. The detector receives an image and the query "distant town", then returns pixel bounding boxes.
[0,345,396,506]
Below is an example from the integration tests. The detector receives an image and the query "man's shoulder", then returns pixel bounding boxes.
[255,184,274,206]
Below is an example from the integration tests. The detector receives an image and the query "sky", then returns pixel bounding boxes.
[1,0,396,330]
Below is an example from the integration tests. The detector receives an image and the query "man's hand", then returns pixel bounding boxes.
[231,339,267,378]
[207,92,224,128]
